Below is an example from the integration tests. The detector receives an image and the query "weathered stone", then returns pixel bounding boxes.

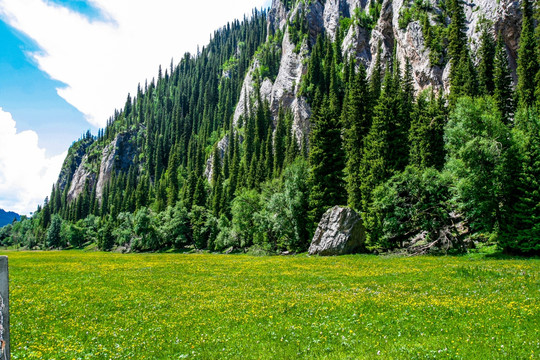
[268,0,288,34]
[96,132,138,200]
[204,134,230,181]
[67,155,96,202]
[56,139,93,192]
[309,206,366,256]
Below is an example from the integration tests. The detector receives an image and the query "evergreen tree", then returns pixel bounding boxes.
[517,0,538,108]
[408,90,447,169]
[308,92,346,224]
[477,26,496,96]
[493,32,515,122]
[273,109,287,176]
[358,63,402,211]
[342,62,371,210]
[500,110,540,254]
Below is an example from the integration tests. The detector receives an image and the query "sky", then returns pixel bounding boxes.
[0,0,272,215]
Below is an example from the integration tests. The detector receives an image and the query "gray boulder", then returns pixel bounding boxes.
[309,206,366,256]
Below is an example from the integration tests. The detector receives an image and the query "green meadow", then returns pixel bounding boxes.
[3,251,539,359]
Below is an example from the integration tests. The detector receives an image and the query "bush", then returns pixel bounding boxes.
[368,166,463,254]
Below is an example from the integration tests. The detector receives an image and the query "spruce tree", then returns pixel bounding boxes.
[517,0,538,108]
[308,91,346,224]
[477,26,496,96]
[493,33,515,122]
[370,41,383,101]
[408,90,447,169]
[342,62,371,210]
[448,0,472,103]
[273,109,287,176]
[358,63,402,211]
[500,109,540,254]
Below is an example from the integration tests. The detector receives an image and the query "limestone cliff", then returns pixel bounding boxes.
[208,0,522,178]
[58,130,139,203]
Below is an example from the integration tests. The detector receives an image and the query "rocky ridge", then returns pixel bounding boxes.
[206,0,522,179]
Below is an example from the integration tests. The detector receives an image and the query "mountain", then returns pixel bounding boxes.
[5,0,540,255]
[54,0,523,206]
[0,209,20,227]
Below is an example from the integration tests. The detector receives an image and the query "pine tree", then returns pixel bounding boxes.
[448,0,473,103]
[358,63,402,211]
[448,0,467,69]
[308,91,346,224]
[370,41,383,101]
[342,62,371,210]
[517,0,538,108]
[477,26,496,96]
[408,90,447,169]
[273,109,287,176]
[500,109,540,254]
[493,32,515,122]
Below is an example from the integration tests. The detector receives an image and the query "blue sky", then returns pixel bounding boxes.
[0,0,271,214]
[0,19,94,155]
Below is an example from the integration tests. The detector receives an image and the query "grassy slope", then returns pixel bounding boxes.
[3,251,538,359]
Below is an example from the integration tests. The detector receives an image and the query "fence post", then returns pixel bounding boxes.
[0,256,9,360]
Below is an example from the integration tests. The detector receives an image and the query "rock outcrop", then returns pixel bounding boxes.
[96,132,138,200]
[56,138,94,192]
[67,155,96,202]
[309,206,366,256]
[204,134,230,181]
[235,0,523,147]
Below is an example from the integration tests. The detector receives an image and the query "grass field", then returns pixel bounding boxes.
[2,251,539,359]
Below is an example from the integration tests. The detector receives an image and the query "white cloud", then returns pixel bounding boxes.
[0,0,270,128]
[0,108,66,215]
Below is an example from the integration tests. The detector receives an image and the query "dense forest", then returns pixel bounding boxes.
[1,0,540,255]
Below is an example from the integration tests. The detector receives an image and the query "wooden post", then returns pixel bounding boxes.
[0,256,9,360]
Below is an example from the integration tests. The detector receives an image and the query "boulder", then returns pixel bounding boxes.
[309,206,366,256]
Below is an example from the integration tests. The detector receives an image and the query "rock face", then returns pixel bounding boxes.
[235,0,521,147]
[96,132,138,200]
[204,134,230,181]
[56,138,94,192]
[62,131,138,203]
[67,155,96,202]
[309,206,366,256]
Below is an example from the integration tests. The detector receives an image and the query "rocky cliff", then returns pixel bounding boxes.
[58,130,139,204]
[206,0,522,179]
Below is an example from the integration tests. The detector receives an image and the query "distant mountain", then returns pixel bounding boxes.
[0,209,20,227]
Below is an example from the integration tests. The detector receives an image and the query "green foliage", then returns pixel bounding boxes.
[46,214,63,248]
[477,25,496,96]
[493,33,515,121]
[517,0,538,108]
[97,216,115,251]
[499,108,540,255]
[445,96,515,233]
[259,159,311,251]
[408,90,447,170]
[230,188,262,248]
[133,207,158,251]
[368,167,458,252]
[342,63,371,211]
[308,92,346,223]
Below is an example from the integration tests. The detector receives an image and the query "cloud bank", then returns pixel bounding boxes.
[0,108,66,215]
[0,0,270,128]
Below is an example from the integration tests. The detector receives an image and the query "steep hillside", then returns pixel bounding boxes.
[5,0,540,255]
